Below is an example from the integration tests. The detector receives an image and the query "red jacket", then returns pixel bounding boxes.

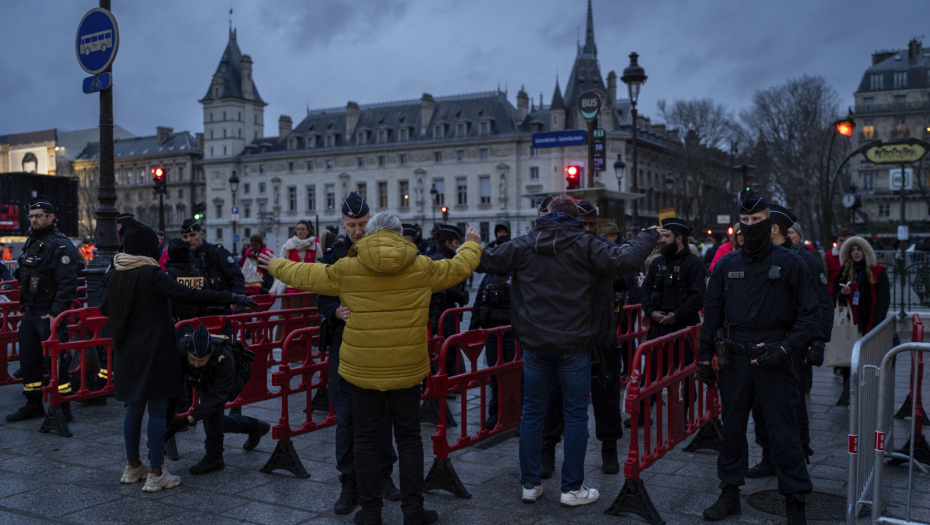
[824,249,842,294]
[709,242,733,272]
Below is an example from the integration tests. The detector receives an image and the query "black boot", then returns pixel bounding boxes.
[188,455,225,475]
[76,396,106,406]
[60,402,73,423]
[242,419,270,451]
[6,402,44,422]
[601,440,619,474]
[334,474,359,515]
[485,413,498,430]
[785,494,807,525]
[747,450,775,478]
[703,484,741,520]
[353,509,383,525]
[541,440,555,479]
[404,509,438,525]
[382,476,401,501]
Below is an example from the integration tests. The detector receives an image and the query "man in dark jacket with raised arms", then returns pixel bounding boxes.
[478,195,658,508]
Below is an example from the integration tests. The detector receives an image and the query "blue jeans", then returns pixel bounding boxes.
[124,398,169,468]
[520,349,591,492]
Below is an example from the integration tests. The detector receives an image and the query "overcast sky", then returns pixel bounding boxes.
[1,0,927,139]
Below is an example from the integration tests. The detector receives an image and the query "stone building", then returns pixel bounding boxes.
[200,2,691,253]
[851,38,930,239]
[0,126,134,177]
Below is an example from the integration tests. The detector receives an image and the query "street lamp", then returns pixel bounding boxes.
[818,117,856,243]
[664,172,674,192]
[621,52,647,237]
[229,173,239,255]
[613,153,626,189]
[429,184,438,228]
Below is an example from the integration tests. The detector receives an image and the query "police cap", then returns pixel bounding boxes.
[768,204,797,231]
[342,191,369,218]
[186,324,214,358]
[401,223,418,238]
[576,200,597,218]
[181,218,203,234]
[739,193,768,215]
[437,224,463,240]
[661,217,691,237]
[29,200,55,214]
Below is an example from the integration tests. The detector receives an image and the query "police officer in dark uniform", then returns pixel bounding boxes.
[319,192,399,515]
[699,195,818,524]
[7,201,77,422]
[428,224,470,337]
[181,219,244,327]
[746,205,833,478]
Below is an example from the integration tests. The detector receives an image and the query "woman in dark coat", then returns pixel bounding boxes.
[101,220,255,493]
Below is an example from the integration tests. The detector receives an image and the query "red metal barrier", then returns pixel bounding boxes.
[0,281,20,301]
[893,315,930,464]
[261,326,336,477]
[0,302,23,386]
[420,307,472,425]
[424,326,522,498]
[246,292,317,313]
[604,324,722,524]
[437,306,472,339]
[617,304,650,386]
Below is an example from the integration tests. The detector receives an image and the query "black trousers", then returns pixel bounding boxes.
[350,383,423,520]
[717,354,812,495]
[543,345,623,444]
[19,308,72,403]
[485,331,523,417]
[203,367,260,457]
[751,349,813,457]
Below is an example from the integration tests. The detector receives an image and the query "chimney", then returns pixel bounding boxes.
[637,116,649,130]
[909,38,922,64]
[278,115,292,142]
[651,123,666,136]
[872,49,899,66]
[420,93,435,135]
[517,87,529,122]
[607,71,617,107]
[196,133,204,150]
[345,101,360,137]
[241,55,253,100]
[156,126,173,145]
[667,129,679,143]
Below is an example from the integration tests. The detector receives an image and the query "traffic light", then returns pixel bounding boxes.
[441,206,449,223]
[565,165,582,190]
[152,166,166,193]
[835,118,855,137]
[727,227,734,235]
[193,201,205,221]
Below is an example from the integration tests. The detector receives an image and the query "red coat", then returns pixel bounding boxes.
[709,242,733,272]
[824,249,842,294]
[841,265,886,334]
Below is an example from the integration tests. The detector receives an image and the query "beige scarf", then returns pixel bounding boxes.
[114,253,159,272]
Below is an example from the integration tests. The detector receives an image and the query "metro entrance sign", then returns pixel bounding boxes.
[75,8,119,75]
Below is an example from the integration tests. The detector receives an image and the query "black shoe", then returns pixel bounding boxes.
[747,452,775,478]
[188,455,225,475]
[703,485,741,520]
[76,396,106,406]
[382,477,401,501]
[541,441,555,479]
[6,403,44,422]
[334,474,359,515]
[485,414,498,430]
[404,509,438,525]
[786,495,807,525]
[60,402,73,423]
[623,412,645,428]
[601,440,619,474]
[12,368,22,379]
[352,509,382,525]
[243,420,270,451]
[445,393,456,400]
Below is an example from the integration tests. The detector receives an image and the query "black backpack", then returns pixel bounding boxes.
[479,272,513,325]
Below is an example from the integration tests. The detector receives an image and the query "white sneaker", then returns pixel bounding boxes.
[560,485,599,507]
[142,469,181,492]
[120,464,149,484]
[522,482,544,503]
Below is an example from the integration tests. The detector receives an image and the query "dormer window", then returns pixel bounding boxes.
[457,123,466,137]
[434,125,444,139]
[306,135,315,149]
[357,131,367,146]
[378,130,387,143]
[289,138,295,150]
[871,73,883,90]
[400,128,409,141]
[480,121,489,135]
[326,134,334,148]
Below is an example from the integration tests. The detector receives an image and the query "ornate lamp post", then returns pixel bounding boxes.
[228,173,239,255]
[621,52,647,237]
[429,184,438,227]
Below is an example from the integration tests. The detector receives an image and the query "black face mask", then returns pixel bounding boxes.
[660,240,679,257]
[741,218,773,258]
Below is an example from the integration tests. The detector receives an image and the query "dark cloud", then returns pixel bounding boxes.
[0,0,927,138]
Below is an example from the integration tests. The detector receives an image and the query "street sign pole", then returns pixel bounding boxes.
[900,161,908,319]
[578,91,601,189]
[587,121,595,188]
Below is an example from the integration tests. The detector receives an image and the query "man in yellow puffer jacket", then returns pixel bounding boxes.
[259,211,481,525]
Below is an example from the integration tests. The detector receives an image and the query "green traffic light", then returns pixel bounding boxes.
[194,213,204,220]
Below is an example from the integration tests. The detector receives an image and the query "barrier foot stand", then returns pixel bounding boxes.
[683,418,723,453]
[890,434,930,466]
[165,435,180,461]
[420,398,457,428]
[38,404,72,438]
[894,395,930,425]
[424,458,471,499]
[311,388,329,413]
[260,440,310,478]
[604,478,665,525]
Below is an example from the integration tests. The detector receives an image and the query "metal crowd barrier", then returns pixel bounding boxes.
[424,325,522,499]
[421,307,472,426]
[0,280,20,302]
[871,341,930,525]
[0,301,23,387]
[846,314,912,523]
[605,324,722,525]
[894,315,929,427]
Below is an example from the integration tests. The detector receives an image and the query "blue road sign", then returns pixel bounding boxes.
[231,206,239,214]
[532,130,586,149]
[593,156,605,170]
[82,72,112,94]
[75,8,119,75]
[233,234,240,244]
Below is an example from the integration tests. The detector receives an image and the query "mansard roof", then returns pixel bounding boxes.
[200,28,264,104]
[76,132,199,160]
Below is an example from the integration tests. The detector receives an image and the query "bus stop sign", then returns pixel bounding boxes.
[75,8,119,75]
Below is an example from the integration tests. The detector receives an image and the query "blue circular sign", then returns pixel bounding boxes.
[75,8,119,75]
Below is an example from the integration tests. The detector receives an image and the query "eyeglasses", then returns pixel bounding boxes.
[27,214,48,221]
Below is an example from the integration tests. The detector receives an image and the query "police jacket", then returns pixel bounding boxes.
[16,225,79,315]
[165,259,205,320]
[641,246,707,328]
[317,237,352,329]
[429,244,470,333]
[0,262,11,282]
[469,235,512,331]
[180,346,236,422]
[193,242,244,313]
[781,238,833,344]
[699,240,819,362]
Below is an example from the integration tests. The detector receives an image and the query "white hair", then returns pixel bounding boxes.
[365,211,403,236]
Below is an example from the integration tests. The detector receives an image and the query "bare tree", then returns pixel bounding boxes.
[77,168,98,240]
[658,98,736,150]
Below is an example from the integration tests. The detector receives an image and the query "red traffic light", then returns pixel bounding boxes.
[440,206,448,213]
[566,165,580,178]
[565,165,582,190]
[152,167,165,179]
[835,119,855,137]
[727,227,734,235]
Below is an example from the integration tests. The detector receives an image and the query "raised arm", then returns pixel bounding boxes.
[268,258,341,297]
[589,228,659,277]
[427,241,482,293]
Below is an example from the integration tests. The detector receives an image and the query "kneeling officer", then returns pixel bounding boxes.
[164,324,271,475]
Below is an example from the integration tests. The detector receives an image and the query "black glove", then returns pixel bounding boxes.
[164,416,189,441]
[754,343,787,369]
[805,341,825,367]
[459,290,470,308]
[698,362,717,388]
[231,294,259,309]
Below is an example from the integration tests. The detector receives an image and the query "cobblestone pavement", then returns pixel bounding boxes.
[0,333,927,524]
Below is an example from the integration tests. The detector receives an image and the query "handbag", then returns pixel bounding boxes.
[825,305,859,367]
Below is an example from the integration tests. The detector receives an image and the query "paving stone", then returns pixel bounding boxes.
[0,508,64,525]
[0,470,44,498]
[0,484,120,517]
[63,496,185,524]
[243,477,342,514]
[155,488,249,512]
[220,501,315,525]
[151,511,246,525]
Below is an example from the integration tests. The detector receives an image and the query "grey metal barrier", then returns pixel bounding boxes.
[872,342,930,525]
[847,315,900,524]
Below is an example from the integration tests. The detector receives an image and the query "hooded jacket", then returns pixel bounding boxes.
[478,213,658,353]
[834,236,889,334]
[269,229,482,391]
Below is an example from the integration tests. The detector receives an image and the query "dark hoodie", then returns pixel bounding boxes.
[479,213,658,353]
[164,239,205,320]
